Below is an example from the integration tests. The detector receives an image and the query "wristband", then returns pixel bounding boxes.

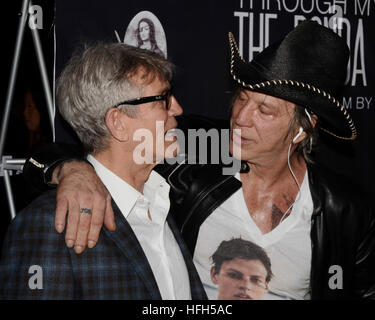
[44,158,93,186]
[22,143,86,191]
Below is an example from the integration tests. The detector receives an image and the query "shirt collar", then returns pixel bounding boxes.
[86,155,170,219]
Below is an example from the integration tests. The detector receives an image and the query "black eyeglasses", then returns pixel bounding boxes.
[112,89,173,110]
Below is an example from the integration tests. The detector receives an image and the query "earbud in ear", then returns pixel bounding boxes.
[293,127,304,143]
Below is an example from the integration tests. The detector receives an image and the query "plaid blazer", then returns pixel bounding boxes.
[0,190,207,300]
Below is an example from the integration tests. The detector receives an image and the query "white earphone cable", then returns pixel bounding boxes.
[279,108,312,225]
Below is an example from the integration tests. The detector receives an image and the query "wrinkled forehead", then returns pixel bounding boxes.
[235,88,296,115]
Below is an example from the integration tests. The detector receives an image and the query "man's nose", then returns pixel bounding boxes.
[239,278,253,292]
[235,103,255,127]
[169,96,183,116]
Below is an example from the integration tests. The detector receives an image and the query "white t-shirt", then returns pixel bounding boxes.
[193,171,313,300]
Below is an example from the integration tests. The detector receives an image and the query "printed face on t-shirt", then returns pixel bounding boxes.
[210,258,269,300]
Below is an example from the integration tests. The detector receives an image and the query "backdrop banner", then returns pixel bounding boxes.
[55,0,375,195]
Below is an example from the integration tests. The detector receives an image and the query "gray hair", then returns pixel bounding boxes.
[57,42,174,154]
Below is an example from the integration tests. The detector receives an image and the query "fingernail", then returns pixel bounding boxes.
[66,240,74,248]
[74,246,84,254]
[88,241,96,248]
[56,224,64,233]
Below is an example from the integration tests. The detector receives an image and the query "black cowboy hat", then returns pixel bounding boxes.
[229,20,356,140]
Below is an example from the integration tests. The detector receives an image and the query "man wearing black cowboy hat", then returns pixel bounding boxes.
[19,20,375,299]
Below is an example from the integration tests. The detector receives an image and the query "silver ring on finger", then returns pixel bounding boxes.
[80,208,92,214]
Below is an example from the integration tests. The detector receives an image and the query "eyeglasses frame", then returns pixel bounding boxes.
[112,89,173,110]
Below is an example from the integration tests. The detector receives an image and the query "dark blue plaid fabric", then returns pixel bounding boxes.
[0,190,207,300]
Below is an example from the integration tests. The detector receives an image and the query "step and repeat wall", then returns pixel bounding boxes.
[55,0,375,195]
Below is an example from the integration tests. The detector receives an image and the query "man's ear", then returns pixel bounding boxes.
[311,114,318,128]
[105,108,129,142]
[265,282,270,291]
[210,268,219,285]
[293,114,319,144]
[293,127,307,144]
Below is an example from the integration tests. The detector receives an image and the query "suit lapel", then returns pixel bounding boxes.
[167,214,206,300]
[103,199,162,299]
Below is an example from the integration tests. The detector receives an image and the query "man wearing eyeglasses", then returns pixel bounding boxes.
[0,43,207,300]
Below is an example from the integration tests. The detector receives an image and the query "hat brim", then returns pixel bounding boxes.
[229,33,356,141]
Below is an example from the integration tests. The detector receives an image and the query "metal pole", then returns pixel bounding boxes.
[29,0,55,140]
[3,170,16,220]
[4,158,26,172]
[0,0,30,160]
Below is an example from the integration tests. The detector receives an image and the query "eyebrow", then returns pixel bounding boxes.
[260,96,277,110]
[241,91,276,110]
[227,268,266,279]
[162,85,171,92]
[144,84,169,97]
[159,85,171,95]
[227,269,243,275]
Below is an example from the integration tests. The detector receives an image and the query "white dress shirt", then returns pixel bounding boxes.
[87,155,191,300]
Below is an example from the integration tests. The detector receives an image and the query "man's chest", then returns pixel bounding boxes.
[241,180,301,234]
